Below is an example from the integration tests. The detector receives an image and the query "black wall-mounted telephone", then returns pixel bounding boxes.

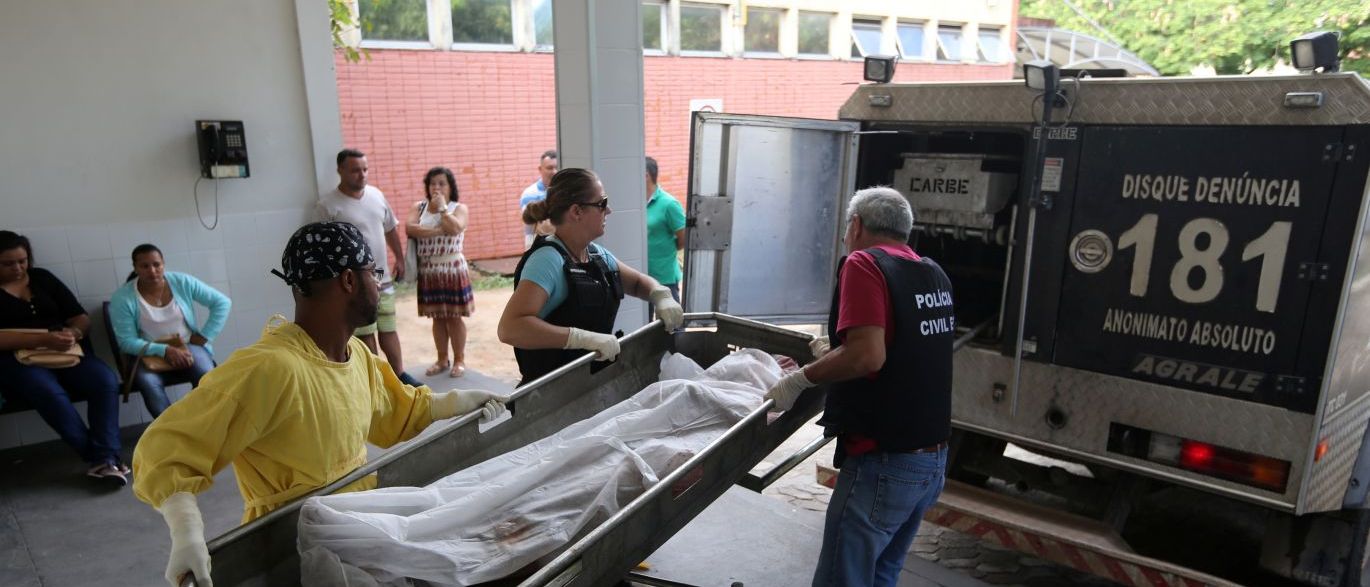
[196,120,250,179]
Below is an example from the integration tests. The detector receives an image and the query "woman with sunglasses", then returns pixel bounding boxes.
[498,168,684,385]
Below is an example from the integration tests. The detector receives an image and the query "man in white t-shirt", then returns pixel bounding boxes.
[316,149,414,384]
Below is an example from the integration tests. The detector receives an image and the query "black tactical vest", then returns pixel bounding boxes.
[512,236,623,385]
[817,247,955,454]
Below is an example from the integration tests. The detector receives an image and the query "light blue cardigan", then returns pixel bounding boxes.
[109,271,231,358]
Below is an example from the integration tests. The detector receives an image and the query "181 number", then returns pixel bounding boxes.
[1116,214,1291,313]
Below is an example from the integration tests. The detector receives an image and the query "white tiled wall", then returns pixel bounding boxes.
[1,207,313,450]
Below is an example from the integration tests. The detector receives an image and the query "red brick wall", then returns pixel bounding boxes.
[335,51,1012,260]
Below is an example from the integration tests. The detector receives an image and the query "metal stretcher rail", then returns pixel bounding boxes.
[520,319,991,587]
[184,313,815,587]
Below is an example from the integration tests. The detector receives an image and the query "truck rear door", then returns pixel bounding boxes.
[1054,126,1343,414]
[683,112,859,323]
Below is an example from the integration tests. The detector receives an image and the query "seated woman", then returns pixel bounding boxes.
[0,230,128,485]
[497,168,685,385]
[109,243,230,417]
[406,166,475,378]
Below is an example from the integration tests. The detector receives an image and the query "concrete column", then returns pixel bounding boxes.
[924,20,937,60]
[779,7,798,58]
[880,16,897,56]
[832,9,852,59]
[428,0,453,48]
[553,0,649,330]
[963,22,978,63]
[294,0,345,196]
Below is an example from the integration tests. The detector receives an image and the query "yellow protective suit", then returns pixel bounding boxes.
[132,316,434,523]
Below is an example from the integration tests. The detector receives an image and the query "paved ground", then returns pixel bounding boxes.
[754,419,1120,587]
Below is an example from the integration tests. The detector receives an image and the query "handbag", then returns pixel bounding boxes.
[1,328,84,369]
[120,334,187,403]
[139,334,187,374]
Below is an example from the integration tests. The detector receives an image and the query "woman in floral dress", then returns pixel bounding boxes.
[405,167,475,377]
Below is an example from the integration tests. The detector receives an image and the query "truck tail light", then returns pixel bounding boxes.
[1108,424,1290,493]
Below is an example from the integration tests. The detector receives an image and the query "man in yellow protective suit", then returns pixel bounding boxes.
[132,221,506,587]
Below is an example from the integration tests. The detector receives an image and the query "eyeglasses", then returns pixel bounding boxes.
[351,266,384,280]
[577,197,610,211]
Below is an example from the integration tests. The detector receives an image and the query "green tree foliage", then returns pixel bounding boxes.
[797,12,831,55]
[359,0,428,42]
[744,8,781,53]
[329,0,363,62]
[452,0,513,45]
[680,5,723,51]
[642,5,663,51]
[531,0,554,47]
[1020,0,1370,75]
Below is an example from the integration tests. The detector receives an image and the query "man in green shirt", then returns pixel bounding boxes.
[645,156,686,301]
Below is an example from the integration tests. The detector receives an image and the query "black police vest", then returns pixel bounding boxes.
[817,247,955,452]
[512,237,624,385]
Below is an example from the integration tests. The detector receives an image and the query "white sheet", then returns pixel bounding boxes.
[298,349,783,587]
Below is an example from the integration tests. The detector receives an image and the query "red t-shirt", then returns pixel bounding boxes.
[833,244,921,457]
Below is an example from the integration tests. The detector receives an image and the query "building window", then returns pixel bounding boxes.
[936,24,963,61]
[896,21,925,59]
[850,18,882,58]
[744,7,781,54]
[680,3,724,53]
[797,11,831,56]
[977,27,1005,62]
[531,0,553,49]
[451,0,513,45]
[359,0,428,42]
[642,1,667,52]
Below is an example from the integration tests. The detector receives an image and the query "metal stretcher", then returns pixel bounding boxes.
[190,313,824,587]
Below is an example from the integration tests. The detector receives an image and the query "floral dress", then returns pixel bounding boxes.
[416,202,474,317]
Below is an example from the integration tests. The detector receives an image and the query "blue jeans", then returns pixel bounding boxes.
[0,349,122,466]
[813,447,948,587]
[134,344,214,417]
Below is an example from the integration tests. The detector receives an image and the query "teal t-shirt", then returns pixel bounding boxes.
[520,236,621,319]
[645,187,686,285]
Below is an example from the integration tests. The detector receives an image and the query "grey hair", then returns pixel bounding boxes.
[847,186,914,240]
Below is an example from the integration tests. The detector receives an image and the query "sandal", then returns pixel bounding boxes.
[450,362,466,378]
[425,361,450,377]
[86,463,128,487]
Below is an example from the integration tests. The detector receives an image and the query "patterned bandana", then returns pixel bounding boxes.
[270,221,374,287]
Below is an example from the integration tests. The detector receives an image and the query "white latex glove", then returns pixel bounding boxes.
[809,335,831,360]
[160,491,212,587]
[649,285,684,331]
[565,327,620,361]
[431,389,507,421]
[764,368,816,412]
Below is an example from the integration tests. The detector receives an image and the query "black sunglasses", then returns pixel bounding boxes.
[577,197,610,210]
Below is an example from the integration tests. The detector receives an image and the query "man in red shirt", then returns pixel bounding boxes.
[766,186,955,587]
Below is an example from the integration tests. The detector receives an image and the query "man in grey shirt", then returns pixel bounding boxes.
[316,148,415,384]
